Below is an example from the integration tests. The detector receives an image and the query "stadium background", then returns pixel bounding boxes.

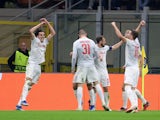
[0,0,160,110]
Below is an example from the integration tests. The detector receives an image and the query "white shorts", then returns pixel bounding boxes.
[25,63,41,84]
[97,69,110,87]
[73,66,98,84]
[124,66,139,87]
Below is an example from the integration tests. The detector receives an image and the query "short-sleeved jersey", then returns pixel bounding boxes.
[95,45,111,70]
[125,38,140,67]
[71,37,97,70]
[28,37,48,64]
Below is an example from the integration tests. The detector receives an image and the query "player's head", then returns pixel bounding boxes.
[78,29,87,38]
[19,42,27,52]
[124,29,138,40]
[35,29,45,41]
[96,35,106,47]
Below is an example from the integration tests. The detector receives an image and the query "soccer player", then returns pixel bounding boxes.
[70,52,96,111]
[94,35,123,110]
[120,21,149,111]
[111,21,141,113]
[16,18,56,111]
[71,29,109,111]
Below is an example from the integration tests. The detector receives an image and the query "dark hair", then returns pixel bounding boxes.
[96,36,103,43]
[131,30,138,40]
[34,29,43,37]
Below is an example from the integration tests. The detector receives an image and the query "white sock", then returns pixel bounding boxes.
[122,91,128,108]
[17,99,22,106]
[89,89,95,105]
[95,84,105,106]
[17,80,30,106]
[21,80,30,101]
[77,87,83,109]
[125,86,138,108]
[94,92,97,106]
[74,90,77,98]
[135,88,147,104]
[104,92,109,107]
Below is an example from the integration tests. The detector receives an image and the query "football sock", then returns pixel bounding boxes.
[21,80,31,101]
[122,91,128,108]
[77,87,83,109]
[135,88,147,104]
[104,92,110,107]
[89,89,95,105]
[74,90,77,98]
[125,86,138,108]
[95,84,105,105]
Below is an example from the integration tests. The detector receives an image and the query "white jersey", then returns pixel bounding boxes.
[71,37,97,70]
[95,45,111,71]
[28,37,48,64]
[125,38,140,67]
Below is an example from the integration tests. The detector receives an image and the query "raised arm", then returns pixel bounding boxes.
[111,40,124,51]
[111,22,127,42]
[29,21,45,39]
[40,18,56,41]
[135,20,146,33]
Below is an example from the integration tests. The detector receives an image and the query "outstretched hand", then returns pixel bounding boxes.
[140,20,146,26]
[40,18,48,24]
[111,22,116,26]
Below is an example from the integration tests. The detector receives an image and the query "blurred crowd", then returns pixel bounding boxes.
[0,0,160,10]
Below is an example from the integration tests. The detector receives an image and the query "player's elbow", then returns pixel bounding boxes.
[51,32,56,36]
[29,28,34,34]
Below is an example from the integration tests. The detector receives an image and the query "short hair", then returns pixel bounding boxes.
[34,29,43,37]
[131,30,138,40]
[96,35,103,43]
[78,29,87,35]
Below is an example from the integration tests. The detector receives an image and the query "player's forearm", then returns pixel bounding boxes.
[138,55,143,68]
[112,40,123,50]
[135,20,145,33]
[71,58,76,72]
[111,22,124,41]
[47,22,56,37]
[135,24,141,33]
[29,22,44,33]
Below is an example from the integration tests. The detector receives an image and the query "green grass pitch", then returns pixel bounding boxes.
[0,110,159,120]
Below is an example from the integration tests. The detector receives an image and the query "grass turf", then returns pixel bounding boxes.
[0,110,159,120]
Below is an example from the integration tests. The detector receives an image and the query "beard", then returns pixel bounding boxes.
[101,43,105,47]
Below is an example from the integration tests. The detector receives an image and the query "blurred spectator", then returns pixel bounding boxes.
[8,42,29,72]
[111,0,121,10]
[139,0,150,10]
[111,0,136,10]
[88,0,95,9]
[88,0,108,10]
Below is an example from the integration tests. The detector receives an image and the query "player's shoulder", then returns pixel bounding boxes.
[104,45,109,48]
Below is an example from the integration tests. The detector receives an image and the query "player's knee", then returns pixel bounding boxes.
[25,80,34,91]
[122,84,125,91]
[73,83,77,90]
[87,83,92,90]
[103,87,108,92]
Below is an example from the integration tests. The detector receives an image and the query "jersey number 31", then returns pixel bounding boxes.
[82,43,90,54]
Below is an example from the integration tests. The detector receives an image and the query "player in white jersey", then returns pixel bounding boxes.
[93,35,123,110]
[120,21,149,111]
[111,21,142,113]
[71,29,109,111]
[16,18,56,111]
